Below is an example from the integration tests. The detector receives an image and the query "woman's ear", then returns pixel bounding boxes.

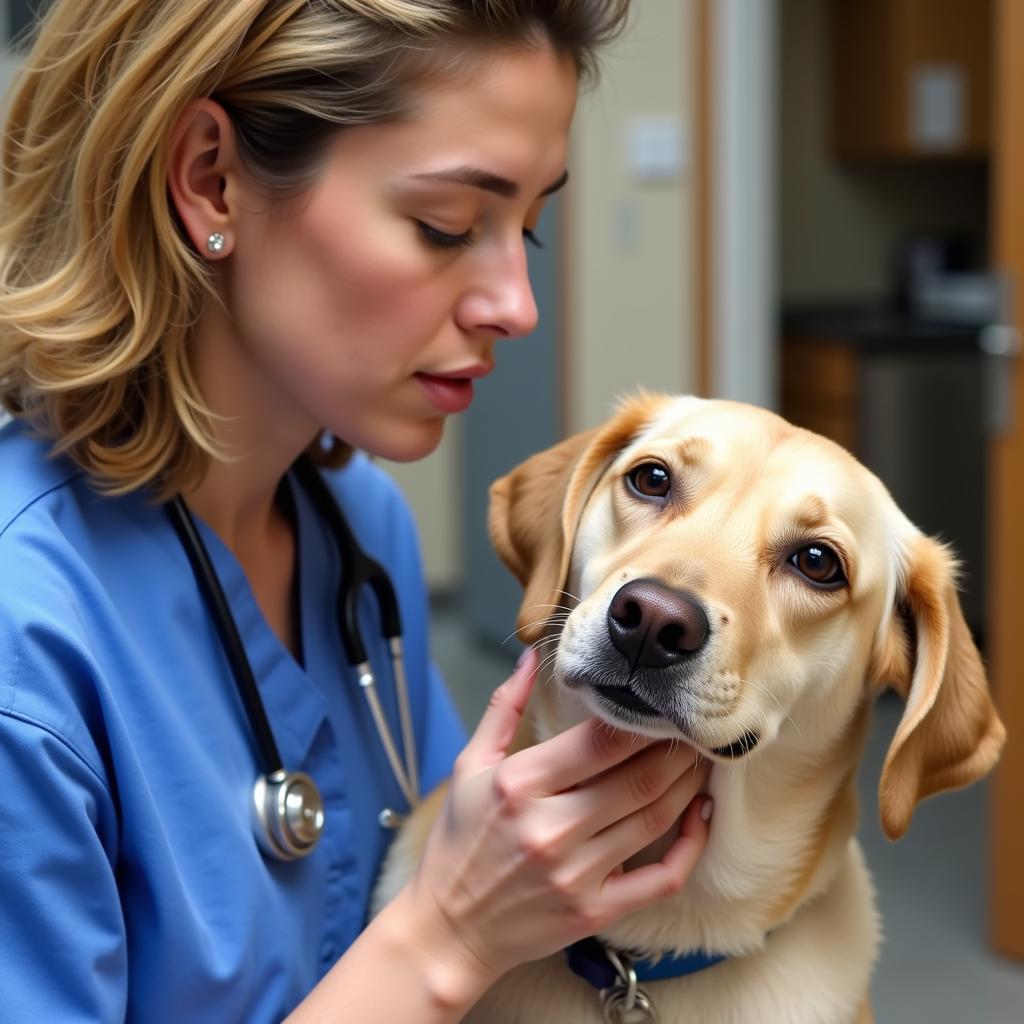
[488,393,668,645]
[873,533,1005,840]
[166,99,239,259]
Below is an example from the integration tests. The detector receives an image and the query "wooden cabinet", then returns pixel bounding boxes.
[782,326,988,634]
[781,337,859,452]
[831,0,992,159]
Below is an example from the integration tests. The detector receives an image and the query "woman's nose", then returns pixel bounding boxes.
[456,245,539,340]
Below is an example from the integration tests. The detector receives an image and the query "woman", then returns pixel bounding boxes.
[0,1,711,1021]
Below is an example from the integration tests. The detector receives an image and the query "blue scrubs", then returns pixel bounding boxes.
[0,420,467,1022]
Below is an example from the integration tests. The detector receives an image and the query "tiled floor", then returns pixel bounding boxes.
[430,604,1024,1022]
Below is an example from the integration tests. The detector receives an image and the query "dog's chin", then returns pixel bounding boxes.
[585,684,682,740]
[570,675,762,761]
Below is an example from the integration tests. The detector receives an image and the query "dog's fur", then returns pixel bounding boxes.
[375,394,1005,1023]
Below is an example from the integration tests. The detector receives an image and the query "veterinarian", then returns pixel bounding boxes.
[0,2,712,1020]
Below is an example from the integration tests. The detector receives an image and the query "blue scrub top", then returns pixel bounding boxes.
[0,420,468,1022]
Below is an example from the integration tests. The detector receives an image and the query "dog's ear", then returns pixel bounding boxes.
[872,534,1005,840]
[488,395,665,644]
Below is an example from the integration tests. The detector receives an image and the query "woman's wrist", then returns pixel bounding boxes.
[378,883,499,1015]
[284,884,495,1024]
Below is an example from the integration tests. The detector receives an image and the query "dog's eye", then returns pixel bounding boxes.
[789,545,847,588]
[627,462,672,499]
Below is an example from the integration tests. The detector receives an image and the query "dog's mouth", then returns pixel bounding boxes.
[593,683,661,719]
[709,732,760,758]
[590,683,761,760]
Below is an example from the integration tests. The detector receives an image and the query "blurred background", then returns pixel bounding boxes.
[3,0,1024,1018]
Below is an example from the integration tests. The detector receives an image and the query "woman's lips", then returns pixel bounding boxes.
[415,372,475,413]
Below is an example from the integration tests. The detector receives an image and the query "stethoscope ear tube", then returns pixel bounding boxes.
[292,458,420,810]
[167,498,285,778]
[168,498,327,861]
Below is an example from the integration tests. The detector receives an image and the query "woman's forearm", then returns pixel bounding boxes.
[284,884,493,1024]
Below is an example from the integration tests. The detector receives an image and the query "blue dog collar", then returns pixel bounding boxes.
[565,935,727,990]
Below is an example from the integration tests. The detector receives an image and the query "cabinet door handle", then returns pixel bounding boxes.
[979,324,1022,437]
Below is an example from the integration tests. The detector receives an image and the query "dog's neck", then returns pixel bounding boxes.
[529,678,873,958]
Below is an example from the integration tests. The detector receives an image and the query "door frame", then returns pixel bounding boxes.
[989,0,1024,962]
[696,0,779,409]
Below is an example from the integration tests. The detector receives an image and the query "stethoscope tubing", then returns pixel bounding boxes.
[356,643,419,808]
[167,496,285,777]
[167,456,420,858]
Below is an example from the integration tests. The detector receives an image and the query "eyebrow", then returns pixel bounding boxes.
[411,166,570,199]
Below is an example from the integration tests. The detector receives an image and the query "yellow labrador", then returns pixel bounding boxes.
[375,394,1004,1024]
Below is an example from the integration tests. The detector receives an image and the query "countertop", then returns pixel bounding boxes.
[782,303,984,354]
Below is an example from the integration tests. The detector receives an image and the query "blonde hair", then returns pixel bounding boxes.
[0,0,629,498]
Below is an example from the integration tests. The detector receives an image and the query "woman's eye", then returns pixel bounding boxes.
[627,462,672,499]
[416,221,474,249]
[523,227,544,249]
[789,545,847,588]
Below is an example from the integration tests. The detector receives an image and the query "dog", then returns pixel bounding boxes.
[374,393,1005,1023]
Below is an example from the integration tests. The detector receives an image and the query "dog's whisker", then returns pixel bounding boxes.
[521,602,575,617]
[530,634,562,648]
[733,673,782,711]
[537,650,561,679]
[501,615,570,647]
[506,617,568,643]
[727,696,774,750]
[732,677,804,743]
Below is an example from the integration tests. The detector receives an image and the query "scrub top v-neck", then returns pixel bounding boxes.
[0,420,467,1023]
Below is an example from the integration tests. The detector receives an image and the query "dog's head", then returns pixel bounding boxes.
[490,394,1004,840]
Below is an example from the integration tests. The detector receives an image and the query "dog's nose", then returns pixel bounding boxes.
[607,579,710,670]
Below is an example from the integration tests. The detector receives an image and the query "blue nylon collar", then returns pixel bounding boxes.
[565,936,727,989]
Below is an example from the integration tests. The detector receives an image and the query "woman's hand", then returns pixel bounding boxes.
[395,647,712,997]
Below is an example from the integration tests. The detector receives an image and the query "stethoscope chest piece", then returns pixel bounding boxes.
[252,769,325,861]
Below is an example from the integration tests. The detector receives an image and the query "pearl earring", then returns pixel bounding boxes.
[207,232,226,254]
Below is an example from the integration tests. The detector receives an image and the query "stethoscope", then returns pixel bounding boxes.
[166,455,419,861]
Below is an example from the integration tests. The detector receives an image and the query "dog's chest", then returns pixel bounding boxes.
[463,843,879,1024]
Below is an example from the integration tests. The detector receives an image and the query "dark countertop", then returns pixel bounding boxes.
[782,303,983,354]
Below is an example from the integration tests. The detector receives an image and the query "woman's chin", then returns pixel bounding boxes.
[355,417,447,463]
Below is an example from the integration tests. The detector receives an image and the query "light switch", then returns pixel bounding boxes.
[626,116,687,184]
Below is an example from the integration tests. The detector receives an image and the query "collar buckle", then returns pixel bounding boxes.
[599,948,660,1024]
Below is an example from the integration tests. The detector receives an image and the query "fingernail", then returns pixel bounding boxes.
[516,647,534,670]
[700,797,714,822]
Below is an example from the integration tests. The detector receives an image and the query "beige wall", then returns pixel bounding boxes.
[567,0,698,431]
[381,429,462,592]
[780,0,988,304]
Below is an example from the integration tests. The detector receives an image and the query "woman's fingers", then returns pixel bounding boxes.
[580,759,710,884]
[497,716,663,795]
[547,740,701,840]
[598,792,713,917]
[463,663,672,794]
[458,648,540,771]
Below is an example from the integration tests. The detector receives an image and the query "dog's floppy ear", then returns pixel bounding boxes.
[488,395,665,645]
[872,533,1005,840]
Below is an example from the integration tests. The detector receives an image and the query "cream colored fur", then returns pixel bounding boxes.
[374,395,1004,1023]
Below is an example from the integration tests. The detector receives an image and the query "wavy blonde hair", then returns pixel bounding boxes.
[0,0,629,498]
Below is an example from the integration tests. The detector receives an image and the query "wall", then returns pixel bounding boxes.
[381,434,461,592]
[567,0,698,432]
[779,0,989,304]
[712,0,778,409]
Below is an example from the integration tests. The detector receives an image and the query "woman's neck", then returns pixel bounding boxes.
[184,299,319,554]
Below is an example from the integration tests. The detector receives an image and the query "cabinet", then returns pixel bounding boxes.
[831,0,992,159]
[782,313,987,636]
